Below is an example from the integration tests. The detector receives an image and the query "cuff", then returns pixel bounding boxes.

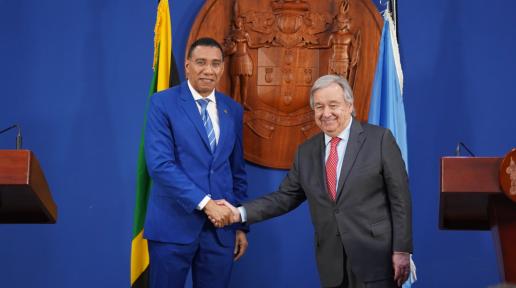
[238,206,247,222]
[197,195,211,210]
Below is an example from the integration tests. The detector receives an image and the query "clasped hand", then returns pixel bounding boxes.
[203,199,241,228]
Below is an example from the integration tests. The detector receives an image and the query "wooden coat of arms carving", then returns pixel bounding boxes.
[187,0,383,169]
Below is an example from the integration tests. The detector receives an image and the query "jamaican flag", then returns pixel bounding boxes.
[131,0,180,286]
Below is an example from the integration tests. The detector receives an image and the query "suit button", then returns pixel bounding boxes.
[334,209,340,214]
[210,170,214,174]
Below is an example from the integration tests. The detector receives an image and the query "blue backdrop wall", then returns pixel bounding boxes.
[1,1,515,287]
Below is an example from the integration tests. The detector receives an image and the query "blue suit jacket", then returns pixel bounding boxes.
[143,81,247,247]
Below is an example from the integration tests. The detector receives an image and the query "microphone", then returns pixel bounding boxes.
[0,124,23,149]
[455,142,475,157]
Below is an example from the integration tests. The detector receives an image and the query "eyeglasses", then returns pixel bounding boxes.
[191,58,223,70]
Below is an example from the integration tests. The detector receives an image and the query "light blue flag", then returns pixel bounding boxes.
[368,12,416,288]
[368,13,408,168]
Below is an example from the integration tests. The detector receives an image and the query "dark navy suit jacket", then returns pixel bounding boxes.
[144,81,247,247]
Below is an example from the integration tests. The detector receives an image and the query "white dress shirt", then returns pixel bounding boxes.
[324,118,352,194]
[187,81,220,143]
[187,81,219,210]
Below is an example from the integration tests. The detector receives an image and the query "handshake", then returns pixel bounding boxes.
[203,199,242,228]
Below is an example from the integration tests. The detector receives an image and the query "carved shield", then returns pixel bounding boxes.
[187,0,383,168]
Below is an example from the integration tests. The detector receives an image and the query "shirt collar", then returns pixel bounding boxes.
[187,80,217,104]
[324,118,353,146]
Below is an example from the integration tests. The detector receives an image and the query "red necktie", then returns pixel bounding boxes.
[326,137,341,201]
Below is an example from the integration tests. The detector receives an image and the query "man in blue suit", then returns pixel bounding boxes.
[144,37,248,288]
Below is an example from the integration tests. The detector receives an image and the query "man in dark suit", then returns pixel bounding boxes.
[219,75,412,288]
[144,37,248,288]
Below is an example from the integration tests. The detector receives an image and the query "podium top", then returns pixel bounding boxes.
[0,150,57,224]
[440,156,503,230]
[441,156,502,194]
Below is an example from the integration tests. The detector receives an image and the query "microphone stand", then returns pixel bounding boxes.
[0,124,23,149]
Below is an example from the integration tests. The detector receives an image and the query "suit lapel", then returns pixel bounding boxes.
[178,83,211,152]
[313,134,327,198]
[213,93,230,160]
[336,120,365,201]
[311,133,334,203]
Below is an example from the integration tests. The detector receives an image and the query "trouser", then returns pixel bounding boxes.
[327,249,398,288]
[148,222,234,288]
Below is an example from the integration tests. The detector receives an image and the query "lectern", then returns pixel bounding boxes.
[0,150,57,223]
[440,156,516,283]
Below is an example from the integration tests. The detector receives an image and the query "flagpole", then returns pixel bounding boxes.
[389,0,398,38]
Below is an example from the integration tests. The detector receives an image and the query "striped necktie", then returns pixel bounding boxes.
[197,98,216,153]
[326,137,341,201]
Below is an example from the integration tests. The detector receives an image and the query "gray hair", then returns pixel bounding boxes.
[309,75,355,115]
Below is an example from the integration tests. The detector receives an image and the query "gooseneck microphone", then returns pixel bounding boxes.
[0,124,23,149]
[455,142,475,157]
